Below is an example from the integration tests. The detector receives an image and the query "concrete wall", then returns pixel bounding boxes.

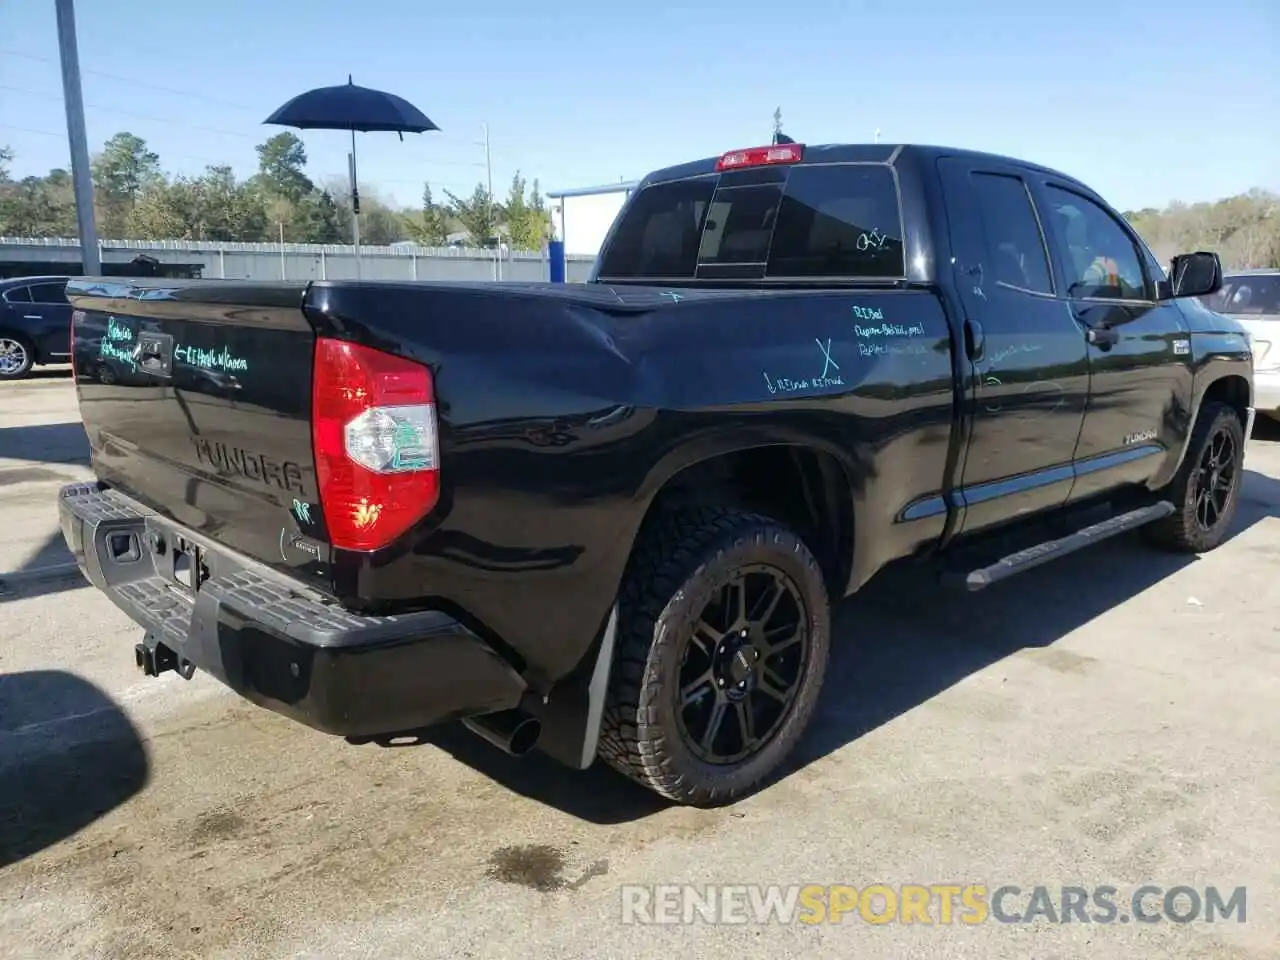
[0,237,598,283]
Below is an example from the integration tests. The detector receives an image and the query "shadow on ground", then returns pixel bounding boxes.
[0,419,91,601]
[400,460,1280,816]
[10,367,74,382]
[0,670,150,867]
[0,420,89,467]
[399,723,671,822]
[1,405,1273,823]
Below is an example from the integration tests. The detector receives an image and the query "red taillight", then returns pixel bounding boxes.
[311,337,440,551]
[70,309,83,378]
[715,143,804,171]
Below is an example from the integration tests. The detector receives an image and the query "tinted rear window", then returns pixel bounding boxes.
[30,282,69,305]
[595,177,715,279]
[597,163,904,281]
[1201,275,1280,315]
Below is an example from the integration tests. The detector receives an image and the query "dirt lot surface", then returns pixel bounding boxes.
[2,373,1277,960]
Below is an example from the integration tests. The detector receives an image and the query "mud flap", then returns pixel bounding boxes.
[529,605,618,769]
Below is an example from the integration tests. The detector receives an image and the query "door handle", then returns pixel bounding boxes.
[1086,326,1119,348]
[23,314,41,320]
[132,332,174,376]
[964,318,985,361]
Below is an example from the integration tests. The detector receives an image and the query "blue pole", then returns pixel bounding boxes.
[548,239,566,283]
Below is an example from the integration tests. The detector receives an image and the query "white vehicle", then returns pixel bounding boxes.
[1202,269,1280,422]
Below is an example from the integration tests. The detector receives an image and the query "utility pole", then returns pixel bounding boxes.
[874,128,881,144]
[54,0,100,275]
[772,107,782,145]
[482,122,499,281]
[348,138,361,278]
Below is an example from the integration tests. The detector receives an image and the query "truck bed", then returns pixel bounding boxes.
[67,275,958,684]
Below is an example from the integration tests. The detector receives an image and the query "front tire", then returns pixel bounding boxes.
[597,507,831,806]
[0,336,34,381]
[1143,401,1245,553]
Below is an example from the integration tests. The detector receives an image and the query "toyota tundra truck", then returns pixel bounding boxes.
[59,142,1255,806]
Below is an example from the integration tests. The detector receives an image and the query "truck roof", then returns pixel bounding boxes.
[641,142,1091,193]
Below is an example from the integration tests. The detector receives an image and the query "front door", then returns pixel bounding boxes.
[1030,182,1194,501]
[937,159,1090,536]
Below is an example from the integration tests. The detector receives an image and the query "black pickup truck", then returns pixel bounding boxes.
[59,142,1255,806]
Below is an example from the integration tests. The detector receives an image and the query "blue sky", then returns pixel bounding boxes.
[1,0,1276,212]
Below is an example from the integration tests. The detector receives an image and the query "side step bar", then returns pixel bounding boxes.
[954,501,1175,592]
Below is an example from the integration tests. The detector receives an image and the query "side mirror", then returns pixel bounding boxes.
[1165,251,1222,299]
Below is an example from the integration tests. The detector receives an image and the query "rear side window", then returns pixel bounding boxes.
[969,173,1053,295]
[597,162,904,280]
[3,286,31,303]
[30,282,69,305]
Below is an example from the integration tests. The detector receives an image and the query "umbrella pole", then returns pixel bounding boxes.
[348,128,362,279]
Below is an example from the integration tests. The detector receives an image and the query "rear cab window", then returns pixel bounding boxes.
[597,162,905,282]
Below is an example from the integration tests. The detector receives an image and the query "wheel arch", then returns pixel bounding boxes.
[629,441,858,601]
[532,438,858,774]
[1200,373,1252,429]
[1155,369,1253,489]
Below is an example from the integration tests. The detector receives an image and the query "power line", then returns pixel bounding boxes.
[0,82,260,141]
[0,123,482,193]
[1,80,509,179]
[0,47,493,148]
[1,54,523,197]
[1,47,267,113]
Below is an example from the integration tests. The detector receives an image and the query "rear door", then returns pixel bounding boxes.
[70,281,326,586]
[28,280,74,363]
[937,158,1090,535]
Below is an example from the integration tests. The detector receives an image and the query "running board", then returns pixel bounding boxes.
[951,501,1175,592]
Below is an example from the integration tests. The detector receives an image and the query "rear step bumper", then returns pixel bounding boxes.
[57,481,528,738]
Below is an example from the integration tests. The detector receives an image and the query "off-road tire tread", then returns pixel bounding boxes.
[596,506,828,806]
[1143,401,1244,553]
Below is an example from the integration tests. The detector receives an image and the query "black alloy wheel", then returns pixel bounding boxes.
[1144,401,1246,553]
[1192,426,1237,532]
[597,507,831,806]
[676,566,809,765]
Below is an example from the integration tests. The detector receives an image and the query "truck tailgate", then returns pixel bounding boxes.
[67,280,329,590]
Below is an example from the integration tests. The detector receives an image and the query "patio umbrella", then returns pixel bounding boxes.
[264,76,440,275]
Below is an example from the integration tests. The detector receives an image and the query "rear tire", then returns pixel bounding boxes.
[597,507,831,806]
[1143,401,1245,553]
[0,335,34,381]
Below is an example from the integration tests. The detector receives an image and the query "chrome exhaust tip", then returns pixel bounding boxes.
[461,709,542,756]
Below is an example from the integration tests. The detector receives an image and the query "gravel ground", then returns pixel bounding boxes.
[1,374,1277,960]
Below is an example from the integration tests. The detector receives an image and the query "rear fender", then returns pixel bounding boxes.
[533,429,860,769]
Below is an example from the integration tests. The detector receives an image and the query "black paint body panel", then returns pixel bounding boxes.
[62,144,1256,707]
[57,482,527,736]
